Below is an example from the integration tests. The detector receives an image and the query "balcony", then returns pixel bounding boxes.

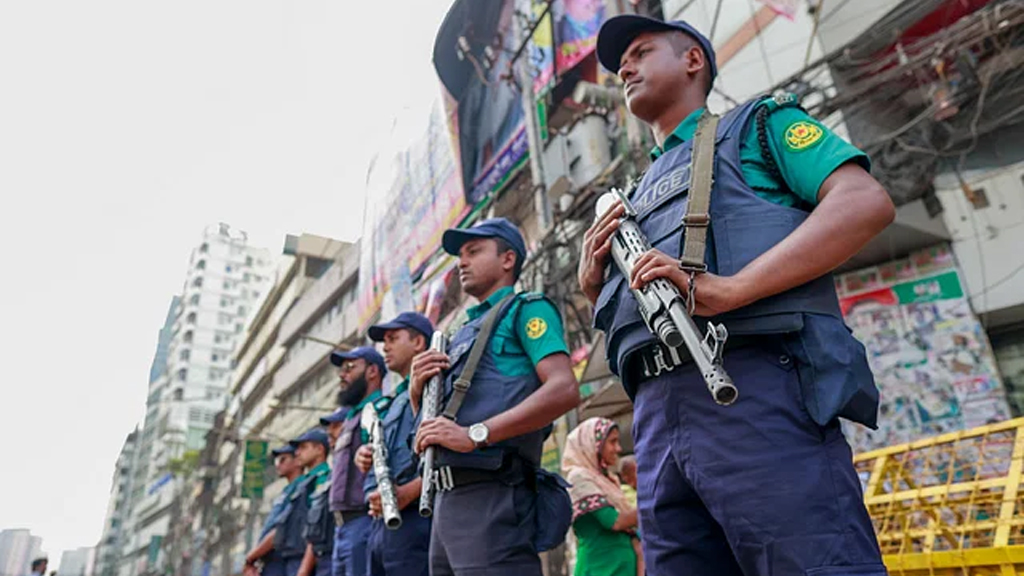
[278,243,359,346]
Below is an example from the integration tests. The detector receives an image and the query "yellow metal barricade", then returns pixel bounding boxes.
[855,417,1024,575]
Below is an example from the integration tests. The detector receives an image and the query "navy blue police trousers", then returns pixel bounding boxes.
[632,341,887,576]
[367,507,431,576]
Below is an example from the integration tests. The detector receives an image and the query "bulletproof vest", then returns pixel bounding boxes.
[437,293,549,470]
[304,481,335,555]
[383,391,418,485]
[330,415,367,512]
[594,97,843,378]
[274,475,316,558]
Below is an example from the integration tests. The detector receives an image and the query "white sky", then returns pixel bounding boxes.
[0,0,453,567]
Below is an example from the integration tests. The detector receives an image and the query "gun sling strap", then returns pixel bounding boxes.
[441,292,516,420]
[679,111,720,274]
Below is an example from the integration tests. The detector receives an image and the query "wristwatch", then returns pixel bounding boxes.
[468,423,490,448]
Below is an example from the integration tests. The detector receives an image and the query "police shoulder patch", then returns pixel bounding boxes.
[525,317,548,339]
[784,120,824,151]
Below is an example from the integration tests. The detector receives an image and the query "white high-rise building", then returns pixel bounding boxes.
[0,529,44,576]
[118,223,273,576]
[58,547,96,576]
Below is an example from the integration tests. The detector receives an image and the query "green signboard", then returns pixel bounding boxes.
[893,270,964,304]
[242,440,268,499]
[147,535,162,565]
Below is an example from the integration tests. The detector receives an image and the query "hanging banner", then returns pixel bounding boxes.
[356,95,469,331]
[241,440,268,499]
[527,0,605,92]
[837,245,1012,454]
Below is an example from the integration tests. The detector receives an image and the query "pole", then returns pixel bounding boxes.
[514,1,554,233]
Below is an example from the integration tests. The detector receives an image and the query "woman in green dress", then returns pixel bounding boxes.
[563,417,642,576]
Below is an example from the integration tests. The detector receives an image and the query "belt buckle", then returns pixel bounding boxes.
[436,466,455,492]
[643,344,677,378]
[333,511,344,527]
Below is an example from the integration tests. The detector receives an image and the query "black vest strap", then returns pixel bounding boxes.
[441,292,516,421]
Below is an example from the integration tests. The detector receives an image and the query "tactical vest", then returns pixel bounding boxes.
[304,482,335,555]
[330,415,367,512]
[383,392,418,485]
[274,474,316,559]
[594,98,843,379]
[437,293,550,471]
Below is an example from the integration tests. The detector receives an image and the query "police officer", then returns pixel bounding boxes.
[579,16,896,576]
[244,445,305,576]
[353,312,434,576]
[327,346,390,576]
[411,218,580,576]
[291,428,332,576]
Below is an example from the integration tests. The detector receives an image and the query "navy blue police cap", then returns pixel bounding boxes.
[271,444,296,457]
[330,345,387,376]
[442,217,526,261]
[597,15,718,84]
[289,427,330,451]
[319,407,347,426]
[368,311,434,343]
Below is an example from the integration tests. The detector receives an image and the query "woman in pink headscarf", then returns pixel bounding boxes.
[563,417,642,576]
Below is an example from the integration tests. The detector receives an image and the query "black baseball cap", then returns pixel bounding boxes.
[442,217,526,262]
[368,311,434,343]
[597,15,717,85]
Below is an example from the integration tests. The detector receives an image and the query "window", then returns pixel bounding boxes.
[189,294,200,306]
[177,368,187,382]
[186,312,196,324]
[199,243,209,254]
[243,272,251,282]
[236,323,244,334]
[196,260,206,271]
[192,276,203,288]
[218,313,232,325]
[246,255,253,266]
[220,297,230,308]
[183,331,193,344]
[237,306,246,316]
[179,349,190,361]
[223,279,233,290]
[225,264,233,273]
[211,352,219,362]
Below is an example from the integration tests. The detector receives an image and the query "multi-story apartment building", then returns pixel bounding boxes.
[119,223,273,576]
[0,529,43,576]
[93,428,139,576]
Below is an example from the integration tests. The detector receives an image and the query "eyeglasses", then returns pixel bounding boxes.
[340,361,361,374]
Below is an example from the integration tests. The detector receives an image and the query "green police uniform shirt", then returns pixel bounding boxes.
[307,461,331,504]
[649,96,870,207]
[464,286,569,376]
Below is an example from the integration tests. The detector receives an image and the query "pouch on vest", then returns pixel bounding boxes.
[274,477,315,558]
[304,489,335,552]
[531,467,573,552]
[785,315,879,429]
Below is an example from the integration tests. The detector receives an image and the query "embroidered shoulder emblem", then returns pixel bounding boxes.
[784,121,824,151]
[525,317,547,340]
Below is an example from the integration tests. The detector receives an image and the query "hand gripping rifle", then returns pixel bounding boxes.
[361,404,402,529]
[417,330,448,518]
[600,188,738,405]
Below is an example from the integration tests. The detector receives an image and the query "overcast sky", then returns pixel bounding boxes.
[0,0,453,566]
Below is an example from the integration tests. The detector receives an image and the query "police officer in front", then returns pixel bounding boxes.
[328,346,390,576]
[288,428,332,576]
[579,15,895,576]
[244,445,305,576]
[411,218,580,576]
[353,312,435,576]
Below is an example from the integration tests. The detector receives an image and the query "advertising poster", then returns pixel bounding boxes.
[837,245,1012,453]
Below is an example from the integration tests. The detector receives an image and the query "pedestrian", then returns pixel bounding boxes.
[244,445,306,576]
[291,428,332,576]
[27,558,47,576]
[617,455,637,509]
[563,417,640,576]
[579,15,895,576]
[353,311,435,576]
[411,217,580,576]
[327,346,391,576]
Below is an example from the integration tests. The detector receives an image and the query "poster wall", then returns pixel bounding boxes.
[527,0,605,94]
[356,95,469,332]
[838,244,1012,454]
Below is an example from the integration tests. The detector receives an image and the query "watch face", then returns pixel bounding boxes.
[470,425,487,443]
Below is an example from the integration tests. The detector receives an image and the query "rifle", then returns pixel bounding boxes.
[361,404,402,529]
[600,187,738,405]
[417,331,448,518]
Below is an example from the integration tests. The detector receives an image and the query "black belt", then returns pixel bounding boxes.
[624,335,761,386]
[333,509,367,526]
[437,453,531,491]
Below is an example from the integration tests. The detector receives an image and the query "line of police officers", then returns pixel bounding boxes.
[243,218,580,576]
[241,11,898,576]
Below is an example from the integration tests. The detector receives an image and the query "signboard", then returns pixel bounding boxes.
[242,440,268,499]
[147,535,163,566]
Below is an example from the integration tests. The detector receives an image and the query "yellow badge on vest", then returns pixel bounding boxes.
[525,317,547,339]
[784,121,824,151]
